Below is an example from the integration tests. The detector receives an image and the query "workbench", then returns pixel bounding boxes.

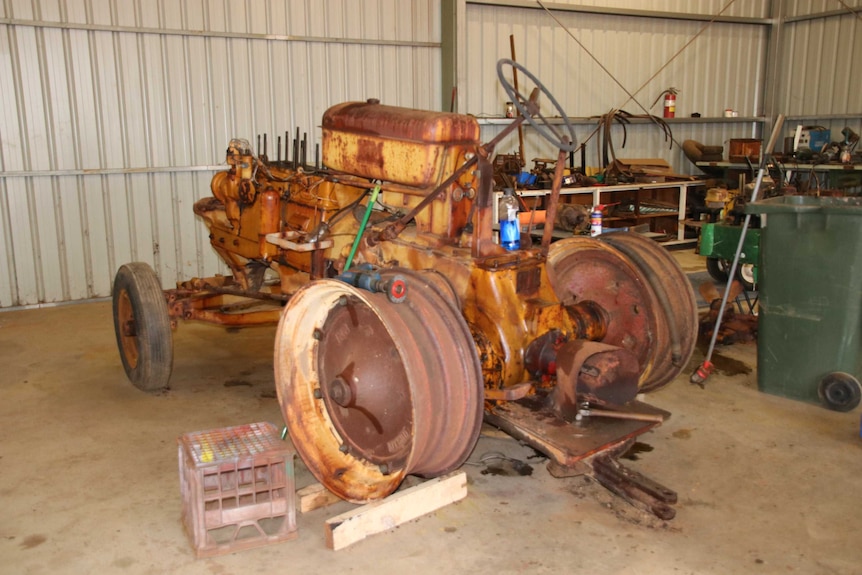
[696,161,862,192]
[495,180,706,245]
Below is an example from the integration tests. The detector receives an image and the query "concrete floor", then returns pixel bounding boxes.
[1,254,861,575]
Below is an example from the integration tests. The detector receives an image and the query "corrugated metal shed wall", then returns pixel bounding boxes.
[464,2,770,174]
[2,0,860,308]
[779,1,862,141]
[471,0,769,18]
[0,0,441,307]
[785,0,861,17]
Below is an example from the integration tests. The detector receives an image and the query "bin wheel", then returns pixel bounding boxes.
[112,262,173,392]
[706,258,756,292]
[817,372,861,412]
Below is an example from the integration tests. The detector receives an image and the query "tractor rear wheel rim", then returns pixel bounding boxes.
[275,272,482,502]
[317,297,414,469]
[547,237,667,390]
[599,232,698,391]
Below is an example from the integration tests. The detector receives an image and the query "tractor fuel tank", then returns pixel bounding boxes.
[322,100,480,189]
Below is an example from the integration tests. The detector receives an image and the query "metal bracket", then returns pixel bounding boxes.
[485,395,676,520]
[588,454,678,520]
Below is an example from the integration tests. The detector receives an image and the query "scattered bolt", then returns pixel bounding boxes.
[313,328,323,340]
[379,464,390,475]
[313,388,323,399]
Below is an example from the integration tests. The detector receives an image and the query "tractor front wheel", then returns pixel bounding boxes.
[112,262,173,392]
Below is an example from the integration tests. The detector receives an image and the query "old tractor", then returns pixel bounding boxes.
[112,60,697,519]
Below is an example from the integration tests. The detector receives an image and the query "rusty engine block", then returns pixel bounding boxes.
[112,61,697,519]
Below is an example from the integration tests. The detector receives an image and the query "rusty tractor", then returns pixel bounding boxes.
[112,60,697,519]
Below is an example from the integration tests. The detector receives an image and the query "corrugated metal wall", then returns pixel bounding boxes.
[466,0,769,18]
[0,0,441,307]
[2,0,860,308]
[779,1,862,140]
[784,0,860,17]
[464,1,770,173]
[464,0,862,182]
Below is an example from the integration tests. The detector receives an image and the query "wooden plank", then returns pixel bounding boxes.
[324,471,468,551]
[297,483,343,514]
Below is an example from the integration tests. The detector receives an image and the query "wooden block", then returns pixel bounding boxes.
[297,483,342,514]
[324,471,467,551]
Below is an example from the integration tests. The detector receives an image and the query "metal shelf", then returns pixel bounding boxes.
[475,116,766,126]
[493,180,706,243]
[783,114,862,122]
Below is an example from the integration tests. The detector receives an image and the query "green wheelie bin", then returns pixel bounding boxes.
[746,195,862,411]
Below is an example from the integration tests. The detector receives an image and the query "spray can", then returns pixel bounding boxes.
[499,188,520,251]
[590,204,604,237]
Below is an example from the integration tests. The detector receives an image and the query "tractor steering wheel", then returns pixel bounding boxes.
[496,59,577,153]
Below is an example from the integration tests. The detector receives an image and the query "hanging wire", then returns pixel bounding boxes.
[616,1,738,111]
[535,0,738,153]
[835,0,862,22]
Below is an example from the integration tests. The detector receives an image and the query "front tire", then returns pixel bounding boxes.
[112,263,173,392]
[706,257,756,292]
[706,257,729,283]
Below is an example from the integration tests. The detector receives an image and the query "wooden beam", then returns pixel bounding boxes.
[324,471,468,551]
[297,483,343,514]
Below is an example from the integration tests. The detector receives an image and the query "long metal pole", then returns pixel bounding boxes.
[690,114,785,385]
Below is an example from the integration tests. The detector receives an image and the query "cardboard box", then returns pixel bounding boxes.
[729,139,761,162]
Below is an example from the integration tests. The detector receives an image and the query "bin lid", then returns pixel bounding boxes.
[746,195,862,215]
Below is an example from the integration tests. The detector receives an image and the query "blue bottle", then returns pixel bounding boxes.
[499,188,520,251]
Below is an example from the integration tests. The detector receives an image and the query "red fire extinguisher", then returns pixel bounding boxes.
[654,87,678,119]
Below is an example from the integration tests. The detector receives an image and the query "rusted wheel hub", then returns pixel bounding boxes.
[598,232,698,391]
[547,235,695,392]
[547,237,664,386]
[116,291,139,369]
[274,269,483,502]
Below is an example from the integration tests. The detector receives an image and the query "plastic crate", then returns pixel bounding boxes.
[178,422,297,558]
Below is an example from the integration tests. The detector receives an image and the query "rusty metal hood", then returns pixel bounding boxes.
[322,101,480,145]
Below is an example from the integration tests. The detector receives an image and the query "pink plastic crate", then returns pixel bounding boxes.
[178,422,297,558]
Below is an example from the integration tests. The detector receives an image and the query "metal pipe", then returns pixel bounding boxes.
[691,114,785,385]
[541,143,570,254]
[344,185,382,271]
[0,165,226,178]
[0,17,441,47]
[465,1,769,25]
